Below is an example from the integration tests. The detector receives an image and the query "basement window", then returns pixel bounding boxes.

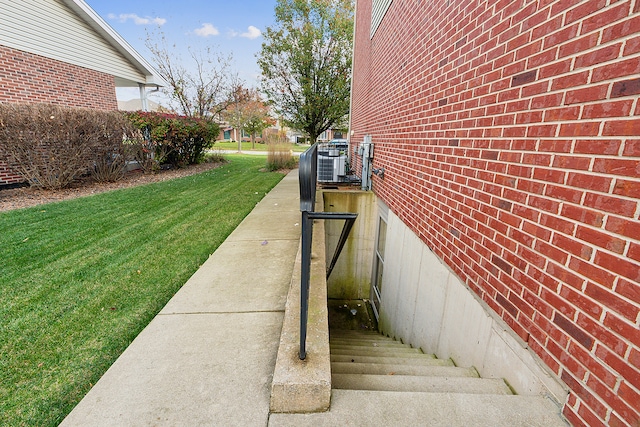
[371,210,387,320]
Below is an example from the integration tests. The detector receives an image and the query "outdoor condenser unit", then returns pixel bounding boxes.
[317,144,347,183]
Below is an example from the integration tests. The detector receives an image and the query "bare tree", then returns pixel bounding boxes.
[224,87,275,150]
[146,31,238,119]
[242,91,275,149]
[224,85,252,151]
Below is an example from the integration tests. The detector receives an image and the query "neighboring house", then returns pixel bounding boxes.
[218,125,260,142]
[217,120,290,144]
[349,1,639,426]
[317,128,345,143]
[0,0,164,186]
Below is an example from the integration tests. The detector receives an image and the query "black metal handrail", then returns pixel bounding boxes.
[298,143,357,360]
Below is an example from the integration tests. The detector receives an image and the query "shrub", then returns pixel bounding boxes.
[126,112,220,168]
[123,136,162,174]
[91,112,143,183]
[265,134,298,171]
[0,103,138,189]
[203,149,227,164]
[91,142,127,183]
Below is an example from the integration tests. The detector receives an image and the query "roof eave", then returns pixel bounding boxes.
[61,0,167,87]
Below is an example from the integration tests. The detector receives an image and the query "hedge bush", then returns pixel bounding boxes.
[0,103,140,189]
[126,112,219,168]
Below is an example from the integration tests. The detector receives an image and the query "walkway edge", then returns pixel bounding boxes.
[270,200,331,413]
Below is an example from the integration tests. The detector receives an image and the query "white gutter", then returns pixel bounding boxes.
[61,0,166,87]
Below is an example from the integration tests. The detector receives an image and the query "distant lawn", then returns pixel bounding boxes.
[213,140,309,152]
[0,155,286,427]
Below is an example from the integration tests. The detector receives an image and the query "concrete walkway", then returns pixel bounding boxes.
[60,170,301,426]
[59,168,568,427]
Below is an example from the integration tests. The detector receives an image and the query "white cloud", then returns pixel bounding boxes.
[107,13,166,26]
[194,23,220,37]
[240,25,261,39]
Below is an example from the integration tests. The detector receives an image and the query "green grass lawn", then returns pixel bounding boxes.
[213,140,309,152]
[0,155,285,427]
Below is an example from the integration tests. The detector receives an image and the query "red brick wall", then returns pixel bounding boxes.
[0,45,118,185]
[350,1,640,425]
[0,45,118,109]
[0,161,23,185]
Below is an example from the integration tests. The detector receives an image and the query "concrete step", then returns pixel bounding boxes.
[330,344,423,355]
[268,390,568,426]
[332,373,513,394]
[330,331,396,340]
[331,362,478,377]
[329,338,412,348]
[331,354,452,365]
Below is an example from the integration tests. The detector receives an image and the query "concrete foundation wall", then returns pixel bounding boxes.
[323,190,377,300]
[378,206,569,405]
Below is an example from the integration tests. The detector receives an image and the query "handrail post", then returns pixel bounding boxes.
[299,210,312,360]
[297,142,357,360]
[324,213,358,280]
[298,144,318,360]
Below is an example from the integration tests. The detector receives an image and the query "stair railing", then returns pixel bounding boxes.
[298,142,357,360]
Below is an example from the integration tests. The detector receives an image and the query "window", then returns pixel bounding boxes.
[371,214,387,320]
[371,0,393,38]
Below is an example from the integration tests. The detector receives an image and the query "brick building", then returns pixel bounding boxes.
[349,1,640,425]
[0,0,164,186]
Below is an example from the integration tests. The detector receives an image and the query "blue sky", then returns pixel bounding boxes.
[85,0,279,100]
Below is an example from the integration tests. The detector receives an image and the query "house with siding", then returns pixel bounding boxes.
[347,0,640,425]
[0,0,164,186]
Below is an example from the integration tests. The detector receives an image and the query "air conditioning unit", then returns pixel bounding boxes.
[317,141,348,183]
[317,152,347,183]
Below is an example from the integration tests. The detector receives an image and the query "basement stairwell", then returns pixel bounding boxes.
[270,318,569,425]
[325,327,568,426]
[270,153,569,425]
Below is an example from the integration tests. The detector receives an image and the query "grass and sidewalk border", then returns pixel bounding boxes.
[0,154,286,426]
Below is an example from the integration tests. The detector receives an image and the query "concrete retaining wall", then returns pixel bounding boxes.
[378,204,569,405]
[270,192,331,413]
[323,190,377,299]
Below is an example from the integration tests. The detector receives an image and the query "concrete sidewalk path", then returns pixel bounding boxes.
[60,170,301,426]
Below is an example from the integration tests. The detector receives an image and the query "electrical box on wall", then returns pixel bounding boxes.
[360,135,374,191]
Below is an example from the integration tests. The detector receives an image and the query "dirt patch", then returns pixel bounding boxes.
[0,162,224,213]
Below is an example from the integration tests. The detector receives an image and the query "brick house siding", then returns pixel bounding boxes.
[350,1,640,426]
[0,164,23,186]
[0,45,118,185]
[0,45,118,110]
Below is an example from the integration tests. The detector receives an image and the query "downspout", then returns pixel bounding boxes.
[138,83,148,112]
[138,83,160,112]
